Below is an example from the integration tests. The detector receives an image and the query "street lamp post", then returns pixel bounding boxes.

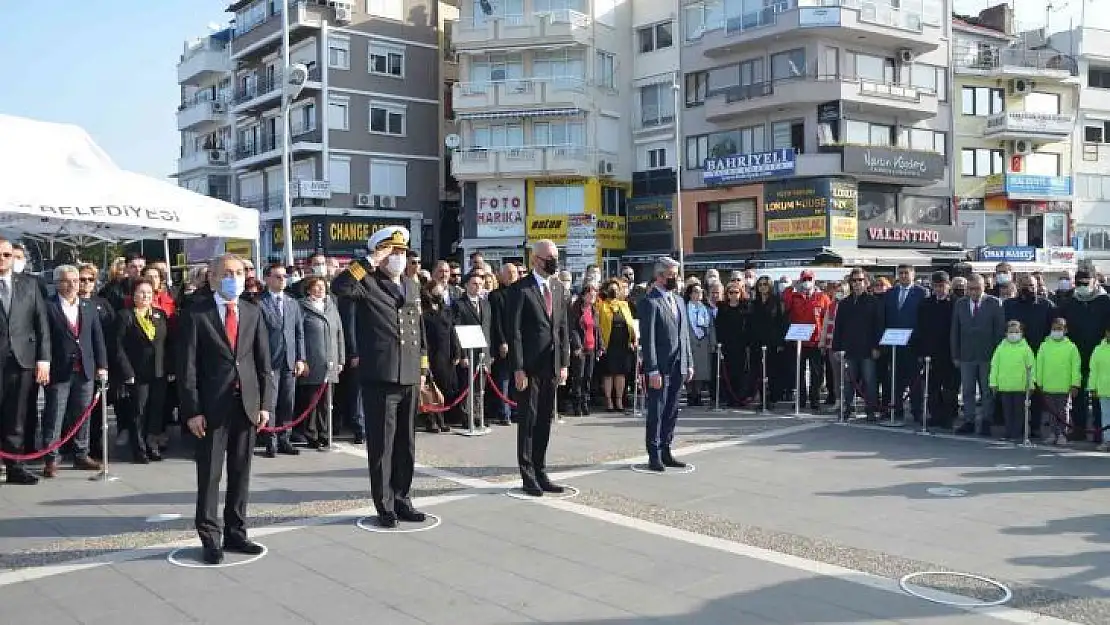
[671,73,685,273]
[280,0,309,267]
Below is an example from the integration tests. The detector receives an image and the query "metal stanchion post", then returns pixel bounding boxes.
[632,352,641,418]
[91,373,118,482]
[477,352,489,433]
[714,345,722,412]
[1022,365,1033,447]
[919,356,931,435]
[838,351,847,423]
[325,361,335,450]
[761,346,768,413]
[464,348,476,435]
[793,340,803,417]
[885,345,899,426]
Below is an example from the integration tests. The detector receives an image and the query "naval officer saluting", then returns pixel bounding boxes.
[331,226,429,528]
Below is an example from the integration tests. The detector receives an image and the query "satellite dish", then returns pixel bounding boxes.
[445,134,461,149]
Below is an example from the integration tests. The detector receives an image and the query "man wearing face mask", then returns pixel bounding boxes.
[1059,270,1110,441]
[1053,272,1074,306]
[331,227,429,527]
[989,262,1013,297]
[506,240,570,495]
[883,264,927,424]
[178,254,275,564]
[782,270,832,412]
[914,272,959,426]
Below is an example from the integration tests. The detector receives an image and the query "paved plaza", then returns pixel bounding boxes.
[1,409,1108,624]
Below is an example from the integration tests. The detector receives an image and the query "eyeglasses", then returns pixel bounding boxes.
[0,252,12,259]
[79,277,96,283]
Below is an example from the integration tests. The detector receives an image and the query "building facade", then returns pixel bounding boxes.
[449,0,633,274]
[678,0,957,270]
[952,5,1080,274]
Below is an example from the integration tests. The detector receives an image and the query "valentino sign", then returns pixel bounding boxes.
[867,226,941,244]
[842,146,944,182]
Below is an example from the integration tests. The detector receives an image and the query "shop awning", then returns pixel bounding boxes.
[837,248,967,267]
[456,108,583,121]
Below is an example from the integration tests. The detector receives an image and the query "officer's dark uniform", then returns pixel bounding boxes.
[330,229,427,524]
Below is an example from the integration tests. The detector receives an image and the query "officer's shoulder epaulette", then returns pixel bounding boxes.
[348,260,367,282]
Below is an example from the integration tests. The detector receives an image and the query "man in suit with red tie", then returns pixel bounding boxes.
[178,254,275,565]
[637,256,693,472]
[506,239,570,496]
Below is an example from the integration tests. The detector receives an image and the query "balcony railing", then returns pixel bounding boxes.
[232,125,320,160]
[233,0,327,39]
[716,0,926,38]
[458,8,592,30]
[179,92,229,111]
[180,37,228,63]
[952,44,1079,76]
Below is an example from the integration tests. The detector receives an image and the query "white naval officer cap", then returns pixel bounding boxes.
[368,225,410,251]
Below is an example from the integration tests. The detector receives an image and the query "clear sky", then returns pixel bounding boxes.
[0,0,231,180]
[954,0,1105,31]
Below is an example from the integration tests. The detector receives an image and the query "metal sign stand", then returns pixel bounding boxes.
[632,349,643,418]
[879,328,913,428]
[838,351,847,423]
[454,325,490,438]
[761,345,768,412]
[1022,365,1033,447]
[713,344,722,411]
[324,362,337,451]
[917,356,932,436]
[784,324,816,417]
[90,374,119,483]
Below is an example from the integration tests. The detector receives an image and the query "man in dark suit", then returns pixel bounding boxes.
[950,274,1006,435]
[41,265,108,477]
[179,254,275,565]
[453,270,492,426]
[637,256,693,472]
[0,238,51,485]
[259,263,306,457]
[487,263,519,426]
[884,264,928,423]
[331,226,428,528]
[506,239,570,496]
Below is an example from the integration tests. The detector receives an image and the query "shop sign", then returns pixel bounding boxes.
[1004,175,1073,198]
[1045,246,1077,265]
[627,197,673,253]
[526,215,568,242]
[270,218,322,251]
[476,180,525,238]
[225,239,253,258]
[866,227,942,244]
[324,217,408,255]
[596,216,627,250]
[763,178,833,250]
[703,148,796,186]
[294,180,332,200]
[799,7,840,27]
[842,146,944,182]
[977,245,1036,263]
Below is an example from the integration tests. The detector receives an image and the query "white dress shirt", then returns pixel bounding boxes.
[60,296,80,327]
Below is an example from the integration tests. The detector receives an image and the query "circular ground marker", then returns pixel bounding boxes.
[994,464,1033,471]
[355,513,441,534]
[926,487,968,497]
[146,513,184,523]
[899,571,1012,607]
[505,486,580,501]
[629,463,697,475]
[167,544,268,569]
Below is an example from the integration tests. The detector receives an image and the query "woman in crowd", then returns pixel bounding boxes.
[707,282,725,318]
[421,281,460,433]
[114,278,171,463]
[597,278,637,412]
[748,275,788,407]
[482,272,499,299]
[568,283,602,416]
[242,276,263,302]
[684,283,716,406]
[715,281,748,407]
[298,276,345,449]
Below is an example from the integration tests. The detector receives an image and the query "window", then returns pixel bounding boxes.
[705,200,757,233]
[771,119,805,153]
[638,22,673,53]
[685,125,766,169]
[369,43,405,77]
[1078,174,1110,200]
[328,37,350,70]
[1025,152,1061,176]
[369,102,406,135]
[844,120,893,146]
[1085,125,1106,143]
[770,49,806,81]
[1079,226,1110,251]
[684,0,723,40]
[532,119,585,146]
[1025,92,1061,114]
[961,86,1004,116]
[369,159,407,197]
[1089,66,1110,89]
[640,83,674,127]
[367,0,403,20]
[472,123,525,148]
[534,49,585,80]
[910,64,946,101]
[850,52,896,83]
[648,148,666,169]
[328,157,351,194]
[469,53,523,82]
[328,99,349,130]
[291,103,316,135]
[533,184,586,215]
[685,71,708,106]
[960,148,1004,177]
[902,127,946,155]
[595,51,615,89]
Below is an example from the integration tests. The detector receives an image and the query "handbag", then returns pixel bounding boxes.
[420,379,445,412]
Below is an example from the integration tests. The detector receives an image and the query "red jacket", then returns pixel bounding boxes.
[783,287,832,346]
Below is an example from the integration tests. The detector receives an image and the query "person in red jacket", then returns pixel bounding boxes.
[782,270,833,411]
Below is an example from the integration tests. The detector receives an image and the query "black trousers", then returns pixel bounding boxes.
[926,358,959,427]
[298,383,330,443]
[194,405,255,548]
[0,357,33,469]
[123,379,166,459]
[512,372,556,489]
[362,380,418,517]
[21,382,40,455]
[569,351,596,410]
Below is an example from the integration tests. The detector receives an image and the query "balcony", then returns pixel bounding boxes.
[231,125,324,170]
[983,111,1076,142]
[696,1,941,59]
[178,148,231,174]
[229,0,329,61]
[952,44,1078,81]
[177,98,230,132]
[453,10,600,51]
[451,146,616,180]
[178,40,231,85]
[231,66,321,113]
[452,78,590,112]
[704,75,937,123]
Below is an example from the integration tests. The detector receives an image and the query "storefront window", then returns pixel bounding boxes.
[899,195,952,226]
[533,184,586,215]
[704,199,757,233]
[1079,226,1110,251]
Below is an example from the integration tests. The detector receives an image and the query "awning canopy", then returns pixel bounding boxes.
[0,114,260,246]
[456,108,583,121]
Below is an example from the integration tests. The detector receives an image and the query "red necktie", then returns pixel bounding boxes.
[972,300,979,317]
[543,284,553,317]
[225,302,239,350]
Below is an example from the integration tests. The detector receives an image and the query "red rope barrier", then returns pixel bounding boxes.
[420,371,478,414]
[484,370,518,408]
[0,390,102,462]
[259,383,328,433]
[717,357,754,406]
[845,365,922,413]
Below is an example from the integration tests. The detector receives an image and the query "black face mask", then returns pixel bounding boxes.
[539,257,558,275]
[606,288,619,298]
[664,277,678,291]
[952,288,966,298]
[1020,287,1035,300]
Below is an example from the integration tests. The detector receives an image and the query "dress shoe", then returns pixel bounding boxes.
[73,456,101,471]
[278,441,300,455]
[396,507,427,523]
[263,447,276,458]
[146,449,163,462]
[202,547,224,565]
[661,451,687,469]
[538,480,565,494]
[223,539,265,555]
[377,512,398,528]
[353,435,365,445]
[6,469,38,484]
[42,460,58,478]
[521,485,544,497]
[307,439,321,449]
[132,454,150,465]
[425,422,440,434]
[646,461,666,472]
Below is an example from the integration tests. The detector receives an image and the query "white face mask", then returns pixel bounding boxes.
[744,277,756,288]
[311,263,327,277]
[1006,332,1022,343]
[12,259,26,273]
[801,280,814,291]
[1077,285,1092,297]
[1050,330,1065,340]
[1058,279,1071,291]
[383,254,406,277]
[996,273,1011,285]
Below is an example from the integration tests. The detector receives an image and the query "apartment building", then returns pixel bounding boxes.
[176,30,235,212]
[1051,25,1110,273]
[679,0,957,270]
[952,4,1079,273]
[215,0,441,262]
[450,0,633,273]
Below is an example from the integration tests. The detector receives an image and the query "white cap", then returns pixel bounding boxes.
[368,226,409,251]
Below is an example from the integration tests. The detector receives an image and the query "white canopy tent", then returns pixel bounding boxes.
[0,114,259,263]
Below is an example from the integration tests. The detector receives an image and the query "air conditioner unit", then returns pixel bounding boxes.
[379,195,396,208]
[1010,78,1033,95]
[355,193,373,207]
[209,149,228,164]
[1012,139,1034,156]
[598,159,613,175]
[335,4,353,23]
[212,101,227,113]
[897,48,915,64]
